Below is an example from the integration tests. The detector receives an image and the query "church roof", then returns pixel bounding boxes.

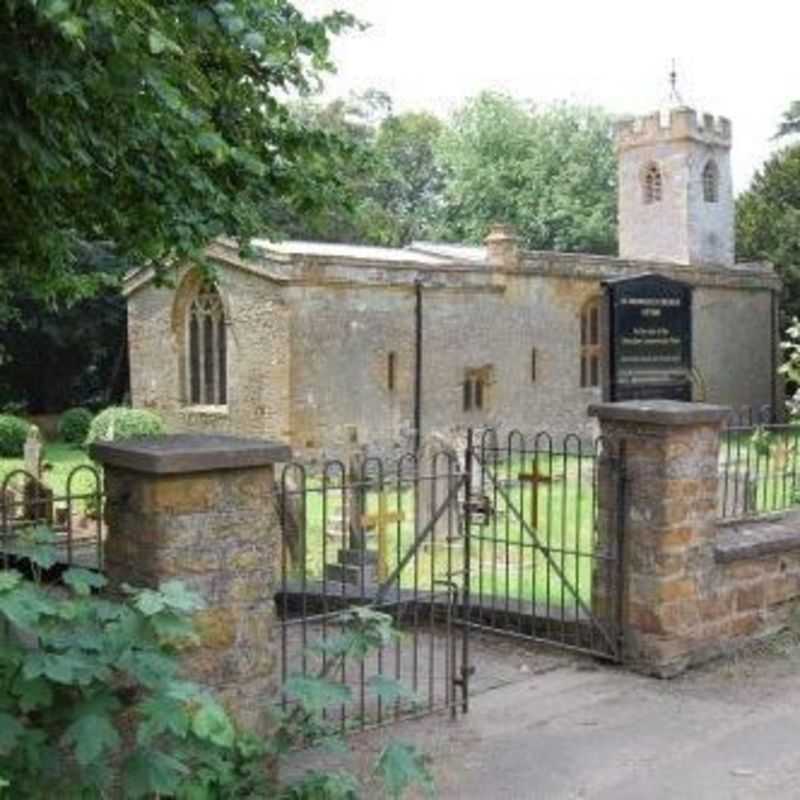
[252,238,475,266]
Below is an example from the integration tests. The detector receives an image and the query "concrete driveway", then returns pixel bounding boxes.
[347,633,800,799]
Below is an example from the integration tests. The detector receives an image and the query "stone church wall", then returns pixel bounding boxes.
[127,255,777,462]
[127,264,290,441]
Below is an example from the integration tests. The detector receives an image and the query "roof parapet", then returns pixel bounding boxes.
[615,106,732,151]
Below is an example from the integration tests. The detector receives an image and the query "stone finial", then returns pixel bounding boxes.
[484,224,521,271]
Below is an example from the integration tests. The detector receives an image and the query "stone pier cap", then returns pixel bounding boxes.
[90,434,291,474]
[589,399,731,426]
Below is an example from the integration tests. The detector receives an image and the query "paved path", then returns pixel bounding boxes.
[346,635,800,799]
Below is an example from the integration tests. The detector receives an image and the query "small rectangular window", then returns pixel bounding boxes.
[531,348,537,382]
[387,351,396,392]
[463,379,472,412]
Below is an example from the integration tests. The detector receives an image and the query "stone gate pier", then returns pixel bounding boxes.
[91,434,290,733]
[592,400,800,677]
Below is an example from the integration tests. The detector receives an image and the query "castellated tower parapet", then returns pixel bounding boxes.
[616,106,734,267]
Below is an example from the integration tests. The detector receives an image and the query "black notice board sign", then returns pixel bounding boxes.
[604,274,693,402]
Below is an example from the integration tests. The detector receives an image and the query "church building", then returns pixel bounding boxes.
[124,106,780,457]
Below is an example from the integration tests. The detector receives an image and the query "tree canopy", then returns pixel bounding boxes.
[0,0,354,318]
[736,143,800,321]
[282,91,618,253]
[434,93,617,254]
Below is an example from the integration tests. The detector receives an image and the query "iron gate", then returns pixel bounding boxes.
[274,450,470,732]
[463,429,625,662]
[274,428,625,731]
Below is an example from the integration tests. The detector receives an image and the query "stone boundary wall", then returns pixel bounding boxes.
[591,400,800,677]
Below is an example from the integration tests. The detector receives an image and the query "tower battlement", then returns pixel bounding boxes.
[616,107,732,151]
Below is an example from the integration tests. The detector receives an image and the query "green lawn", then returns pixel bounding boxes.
[288,453,599,610]
[719,426,800,516]
[0,441,98,501]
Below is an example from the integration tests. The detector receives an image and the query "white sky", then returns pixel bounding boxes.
[295,0,799,193]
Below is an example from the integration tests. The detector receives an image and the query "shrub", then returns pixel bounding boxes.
[0,414,29,457]
[57,407,93,444]
[0,529,435,799]
[85,406,165,445]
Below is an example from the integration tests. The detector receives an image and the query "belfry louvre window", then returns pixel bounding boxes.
[580,298,600,388]
[187,284,227,405]
[644,163,662,204]
[703,159,719,203]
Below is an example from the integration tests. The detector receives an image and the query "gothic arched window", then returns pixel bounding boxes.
[186,284,227,406]
[703,159,719,203]
[643,163,662,204]
[580,298,601,388]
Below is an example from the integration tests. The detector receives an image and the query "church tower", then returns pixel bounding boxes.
[616,106,734,267]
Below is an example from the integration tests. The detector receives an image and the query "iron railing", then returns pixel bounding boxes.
[0,466,104,571]
[719,408,800,520]
[275,451,467,732]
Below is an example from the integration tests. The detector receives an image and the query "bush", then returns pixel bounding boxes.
[0,414,29,457]
[57,407,93,444]
[0,530,435,799]
[85,406,165,445]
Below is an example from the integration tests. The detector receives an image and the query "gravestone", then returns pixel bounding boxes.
[416,435,460,540]
[24,425,43,478]
[602,274,693,402]
[452,427,496,525]
[20,427,53,524]
[324,447,379,587]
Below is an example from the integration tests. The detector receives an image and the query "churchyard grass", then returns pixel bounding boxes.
[293,454,597,609]
[0,441,94,496]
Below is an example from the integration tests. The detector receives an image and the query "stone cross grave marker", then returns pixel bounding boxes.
[517,461,562,533]
[361,492,405,581]
[324,444,379,587]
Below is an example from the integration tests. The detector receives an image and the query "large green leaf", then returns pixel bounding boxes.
[123,748,189,799]
[191,702,235,748]
[375,741,436,800]
[63,713,121,766]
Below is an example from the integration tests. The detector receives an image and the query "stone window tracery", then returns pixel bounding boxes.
[703,159,719,203]
[580,298,601,389]
[186,284,227,406]
[643,163,662,204]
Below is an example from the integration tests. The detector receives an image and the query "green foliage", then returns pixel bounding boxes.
[58,408,93,445]
[434,93,617,254]
[0,285,127,414]
[777,100,800,139]
[0,0,357,318]
[736,145,800,321]
[0,414,29,458]
[85,406,164,445]
[0,530,435,799]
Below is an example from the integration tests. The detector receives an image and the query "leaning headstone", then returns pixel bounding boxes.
[416,435,460,540]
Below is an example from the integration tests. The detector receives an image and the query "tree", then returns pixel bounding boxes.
[0,0,355,319]
[776,100,800,139]
[278,92,443,246]
[371,111,445,243]
[433,93,617,254]
[736,145,800,321]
